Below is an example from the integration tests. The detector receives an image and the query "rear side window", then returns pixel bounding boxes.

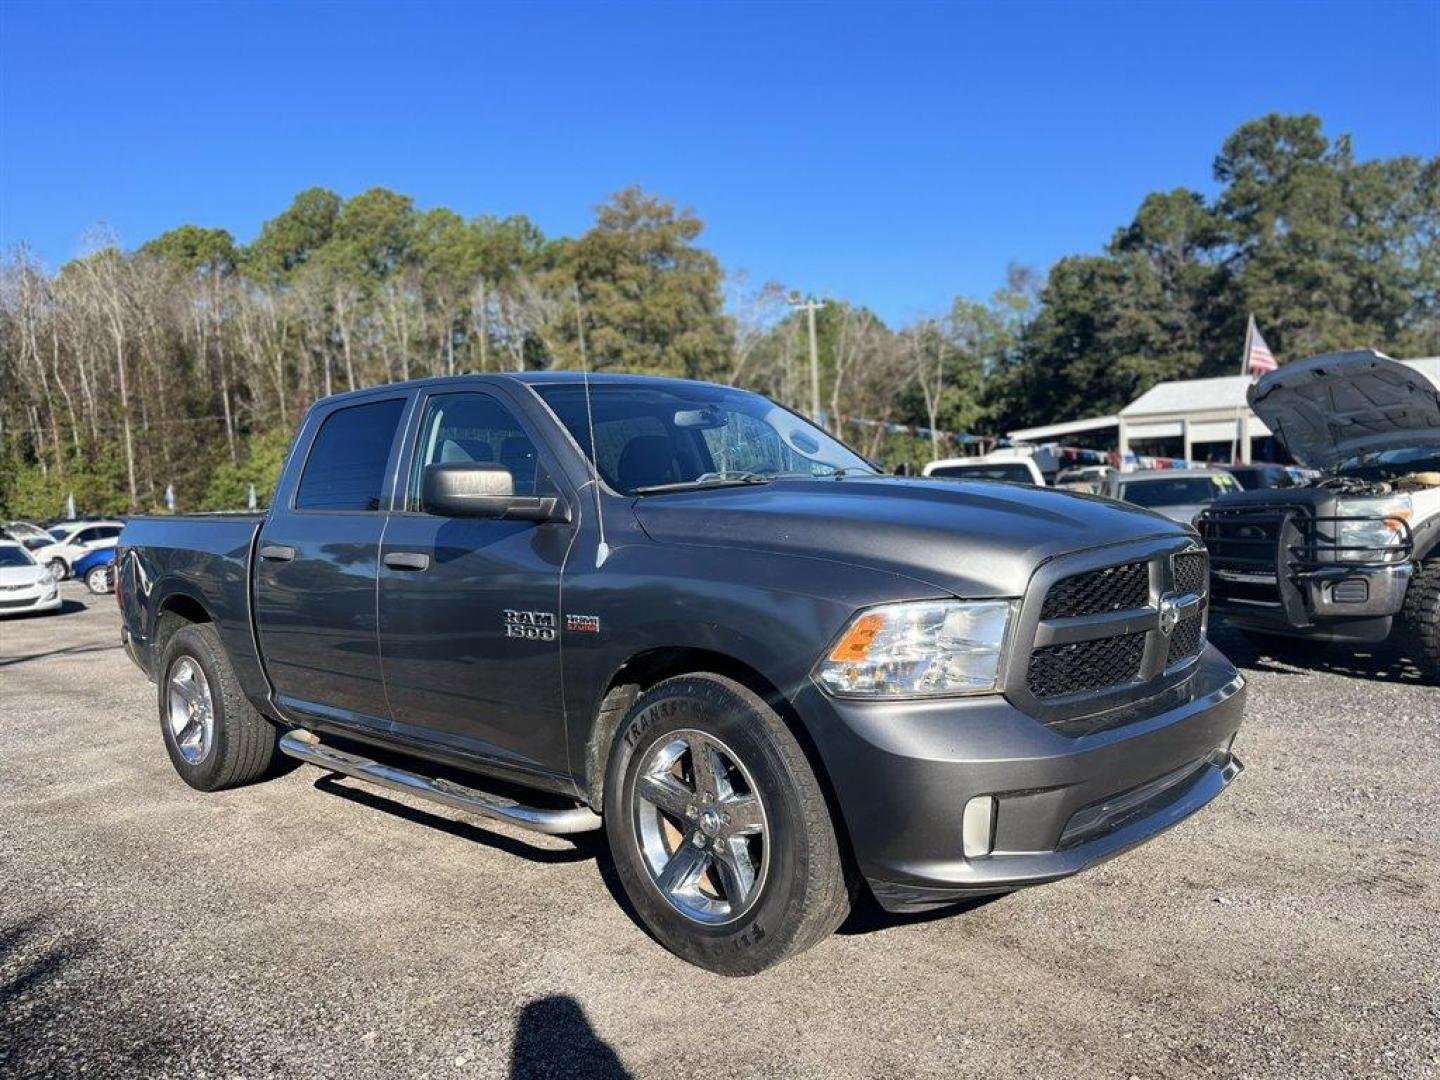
[296,398,405,511]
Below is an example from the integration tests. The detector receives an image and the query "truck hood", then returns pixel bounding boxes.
[630,476,1189,598]
[1248,350,1440,472]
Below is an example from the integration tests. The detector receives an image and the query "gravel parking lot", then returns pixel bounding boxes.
[2,584,1437,1079]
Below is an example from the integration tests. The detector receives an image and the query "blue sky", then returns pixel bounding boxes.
[1,0,1436,324]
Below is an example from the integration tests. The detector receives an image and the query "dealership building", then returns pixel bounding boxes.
[1008,357,1440,467]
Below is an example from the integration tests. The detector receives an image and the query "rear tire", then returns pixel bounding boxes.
[157,622,282,791]
[1399,559,1440,681]
[85,566,110,594]
[603,673,851,975]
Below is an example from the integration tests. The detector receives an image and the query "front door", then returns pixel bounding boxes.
[253,394,408,732]
[377,389,575,778]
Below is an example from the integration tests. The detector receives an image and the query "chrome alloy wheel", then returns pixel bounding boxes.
[633,730,768,925]
[166,656,215,765]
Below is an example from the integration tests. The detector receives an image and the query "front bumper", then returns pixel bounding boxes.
[0,584,62,616]
[797,646,1246,912]
[1213,561,1412,643]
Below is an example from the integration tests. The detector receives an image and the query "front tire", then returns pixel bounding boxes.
[48,557,68,581]
[158,622,282,791]
[1399,559,1440,681]
[85,566,111,594]
[603,673,851,975]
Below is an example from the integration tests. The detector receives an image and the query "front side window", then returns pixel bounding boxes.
[535,383,873,495]
[410,393,545,509]
[295,398,406,511]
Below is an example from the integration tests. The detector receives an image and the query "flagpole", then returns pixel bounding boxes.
[1229,315,1255,464]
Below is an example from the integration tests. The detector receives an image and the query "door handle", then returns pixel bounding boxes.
[259,544,296,562]
[383,552,430,571]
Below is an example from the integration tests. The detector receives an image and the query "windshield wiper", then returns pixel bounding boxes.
[633,472,776,495]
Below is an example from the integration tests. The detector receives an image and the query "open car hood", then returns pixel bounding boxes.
[1248,350,1440,472]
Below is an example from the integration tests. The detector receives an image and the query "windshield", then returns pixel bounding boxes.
[1336,445,1440,479]
[1227,467,1292,490]
[1119,474,1236,507]
[534,383,874,495]
[22,537,49,551]
[929,462,1036,484]
[0,546,36,568]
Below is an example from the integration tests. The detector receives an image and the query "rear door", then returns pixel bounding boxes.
[376,387,576,778]
[253,393,410,732]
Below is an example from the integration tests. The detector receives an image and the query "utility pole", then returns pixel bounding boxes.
[787,293,827,426]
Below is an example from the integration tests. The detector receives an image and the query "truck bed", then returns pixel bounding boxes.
[117,514,268,699]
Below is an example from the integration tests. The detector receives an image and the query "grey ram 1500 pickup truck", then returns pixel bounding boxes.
[117,372,1246,974]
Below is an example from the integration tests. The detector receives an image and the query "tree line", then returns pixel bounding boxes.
[1,113,1436,517]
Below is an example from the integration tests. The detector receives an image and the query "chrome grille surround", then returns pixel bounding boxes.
[1002,536,1210,728]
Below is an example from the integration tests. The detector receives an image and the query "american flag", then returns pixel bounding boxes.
[1244,314,1277,375]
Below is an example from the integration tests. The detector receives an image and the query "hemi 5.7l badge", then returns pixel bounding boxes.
[504,610,556,640]
[566,614,601,634]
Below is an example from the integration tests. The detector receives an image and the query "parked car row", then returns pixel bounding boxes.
[2,518,124,582]
[921,453,1312,524]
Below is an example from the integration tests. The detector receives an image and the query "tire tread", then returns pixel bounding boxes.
[1399,558,1440,681]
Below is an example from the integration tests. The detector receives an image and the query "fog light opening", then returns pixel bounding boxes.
[962,795,995,858]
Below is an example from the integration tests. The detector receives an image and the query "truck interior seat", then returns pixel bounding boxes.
[439,438,495,464]
[617,435,678,490]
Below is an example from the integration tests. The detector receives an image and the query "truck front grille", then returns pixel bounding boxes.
[1027,632,1147,698]
[1040,561,1149,619]
[1019,544,1209,716]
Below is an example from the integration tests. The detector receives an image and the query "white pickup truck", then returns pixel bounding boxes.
[1197,350,1440,677]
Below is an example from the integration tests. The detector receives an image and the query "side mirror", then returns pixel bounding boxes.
[422,463,567,523]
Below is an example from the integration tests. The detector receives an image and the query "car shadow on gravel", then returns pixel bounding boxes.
[837,889,1004,935]
[0,640,122,668]
[0,597,88,624]
[1211,625,1431,685]
[312,774,601,865]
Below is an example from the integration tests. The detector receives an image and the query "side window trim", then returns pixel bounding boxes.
[289,395,411,515]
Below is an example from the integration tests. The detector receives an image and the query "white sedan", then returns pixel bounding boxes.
[0,542,62,617]
[31,520,124,579]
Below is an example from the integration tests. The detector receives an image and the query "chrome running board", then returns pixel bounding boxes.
[278,729,603,835]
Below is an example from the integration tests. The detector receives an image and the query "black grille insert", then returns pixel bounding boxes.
[1165,614,1204,668]
[1027,632,1146,698]
[1173,552,1207,597]
[1040,562,1149,620]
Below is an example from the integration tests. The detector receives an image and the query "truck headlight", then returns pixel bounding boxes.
[1336,496,1411,562]
[815,600,1016,698]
